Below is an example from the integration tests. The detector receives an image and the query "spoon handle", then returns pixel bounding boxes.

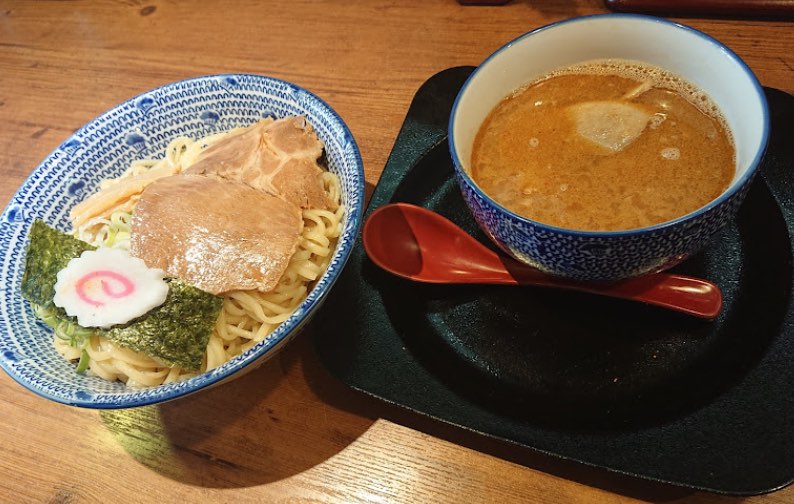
[508,265,723,319]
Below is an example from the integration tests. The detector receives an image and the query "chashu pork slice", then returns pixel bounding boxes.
[185,116,334,210]
[129,174,303,295]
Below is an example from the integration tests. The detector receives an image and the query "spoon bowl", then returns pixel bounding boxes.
[362,203,723,319]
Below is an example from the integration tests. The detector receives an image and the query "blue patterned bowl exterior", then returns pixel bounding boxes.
[0,74,365,408]
[449,15,769,282]
[455,170,756,280]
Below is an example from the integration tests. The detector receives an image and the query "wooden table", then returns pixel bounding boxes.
[1,1,793,502]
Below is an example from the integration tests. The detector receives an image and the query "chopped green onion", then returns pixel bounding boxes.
[33,304,60,329]
[34,304,95,347]
[75,348,90,374]
[104,211,132,248]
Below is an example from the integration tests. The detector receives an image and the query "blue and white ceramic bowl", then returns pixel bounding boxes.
[449,14,769,281]
[0,74,364,408]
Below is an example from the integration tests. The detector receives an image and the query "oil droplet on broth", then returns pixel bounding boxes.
[661,147,680,160]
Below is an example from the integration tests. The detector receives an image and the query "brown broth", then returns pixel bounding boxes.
[471,60,735,231]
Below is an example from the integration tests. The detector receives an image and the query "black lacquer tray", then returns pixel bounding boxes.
[313,67,794,495]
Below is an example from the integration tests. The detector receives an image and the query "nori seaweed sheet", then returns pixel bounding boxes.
[21,220,95,310]
[104,279,223,370]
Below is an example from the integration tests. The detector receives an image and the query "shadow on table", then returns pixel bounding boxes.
[99,323,748,501]
[99,332,376,489]
[301,349,752,504]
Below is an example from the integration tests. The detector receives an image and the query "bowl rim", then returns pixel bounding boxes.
[0,73,365,408]
[448,13,770,237]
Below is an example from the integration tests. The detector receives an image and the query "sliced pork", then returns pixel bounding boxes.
[129,174,302,295]
[185,116,333,210]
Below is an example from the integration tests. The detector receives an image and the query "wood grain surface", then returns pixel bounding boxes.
[1,1,793,502]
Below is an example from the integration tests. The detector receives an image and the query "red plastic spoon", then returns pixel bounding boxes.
[362,203,723,319]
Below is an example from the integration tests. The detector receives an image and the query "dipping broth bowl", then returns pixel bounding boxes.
[448,14,769,282]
